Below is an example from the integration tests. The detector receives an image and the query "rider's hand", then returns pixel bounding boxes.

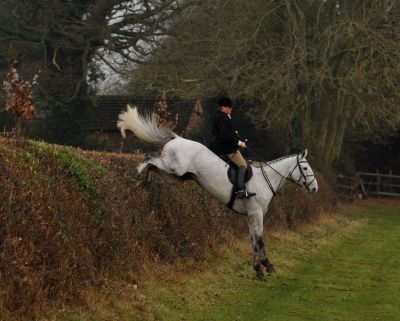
[238,140,247,148]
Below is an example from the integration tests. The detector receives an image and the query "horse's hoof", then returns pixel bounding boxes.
[255,270,266,280]
[132,171,140,180]
[266,264,276,274]
[135,180,146,188]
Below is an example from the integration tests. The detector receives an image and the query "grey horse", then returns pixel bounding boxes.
[118,105,318,279]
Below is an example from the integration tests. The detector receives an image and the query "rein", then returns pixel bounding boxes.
[260,164,277,196]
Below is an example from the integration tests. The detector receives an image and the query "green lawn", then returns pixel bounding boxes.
[145,201,400,321]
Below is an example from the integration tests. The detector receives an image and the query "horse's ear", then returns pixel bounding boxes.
[301,149,308,158]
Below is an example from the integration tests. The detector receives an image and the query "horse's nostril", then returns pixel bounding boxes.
[312,187,316,193]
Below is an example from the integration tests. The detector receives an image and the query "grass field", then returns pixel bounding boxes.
[142,200,400,321]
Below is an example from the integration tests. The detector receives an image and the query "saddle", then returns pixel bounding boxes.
[218,154,253,184]
[227,162,253,185]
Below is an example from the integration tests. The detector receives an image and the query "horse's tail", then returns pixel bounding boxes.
[117,104,178,145]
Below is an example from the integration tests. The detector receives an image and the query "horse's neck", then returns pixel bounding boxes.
[266,156,297,191]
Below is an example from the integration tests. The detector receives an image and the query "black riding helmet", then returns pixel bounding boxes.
[218,96,232,108]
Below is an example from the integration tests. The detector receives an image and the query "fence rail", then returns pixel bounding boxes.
[337,171,400,200]
[337,175,360,200]
[358,171,400,197]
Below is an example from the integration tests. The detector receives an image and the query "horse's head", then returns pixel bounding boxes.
[290,149,318,194]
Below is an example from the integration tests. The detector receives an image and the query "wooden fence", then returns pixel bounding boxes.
[337,174,361,200]
[337,171,400,200]
[358,171,400,197]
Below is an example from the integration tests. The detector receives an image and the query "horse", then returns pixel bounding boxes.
[117,105,318,279]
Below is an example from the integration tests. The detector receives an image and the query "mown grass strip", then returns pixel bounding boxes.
[145,202,400,321]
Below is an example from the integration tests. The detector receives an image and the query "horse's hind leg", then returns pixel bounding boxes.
[133,156,153,186]
[137,153,177,180]
[137,153,154,175]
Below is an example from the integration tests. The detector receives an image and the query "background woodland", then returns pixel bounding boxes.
[1,0,400,175]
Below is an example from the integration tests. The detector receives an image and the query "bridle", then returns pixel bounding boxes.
[288,154,317,190]
[259,154,316,196]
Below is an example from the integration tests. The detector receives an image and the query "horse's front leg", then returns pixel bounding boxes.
[247,211,276,280]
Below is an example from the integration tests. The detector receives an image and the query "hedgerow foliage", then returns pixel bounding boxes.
[0,137,334,318]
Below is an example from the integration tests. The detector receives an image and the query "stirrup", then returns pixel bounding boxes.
[246,191,256,199]
[236,189,246,199]
[236,190,256,199]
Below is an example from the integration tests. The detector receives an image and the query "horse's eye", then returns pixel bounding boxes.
[303,167,308,170]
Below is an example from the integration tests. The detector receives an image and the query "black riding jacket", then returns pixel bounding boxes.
[210,111,240,155]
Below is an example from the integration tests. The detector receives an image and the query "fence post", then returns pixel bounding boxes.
[358,171,400,198]
[376,170,380,194]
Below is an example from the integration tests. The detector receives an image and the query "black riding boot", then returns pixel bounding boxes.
[236,166,256,199]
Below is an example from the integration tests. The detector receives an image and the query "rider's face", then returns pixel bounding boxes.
[221,106,232,115]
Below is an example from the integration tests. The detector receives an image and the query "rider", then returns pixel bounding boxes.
[210,96,256,199]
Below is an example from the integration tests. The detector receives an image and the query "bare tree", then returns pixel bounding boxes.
[0,0,188,101]
[0,0,190,143]
[129,0,400,170]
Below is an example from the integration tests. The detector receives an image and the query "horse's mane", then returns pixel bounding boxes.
[251,154,297,168]
[267,154,297,164]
